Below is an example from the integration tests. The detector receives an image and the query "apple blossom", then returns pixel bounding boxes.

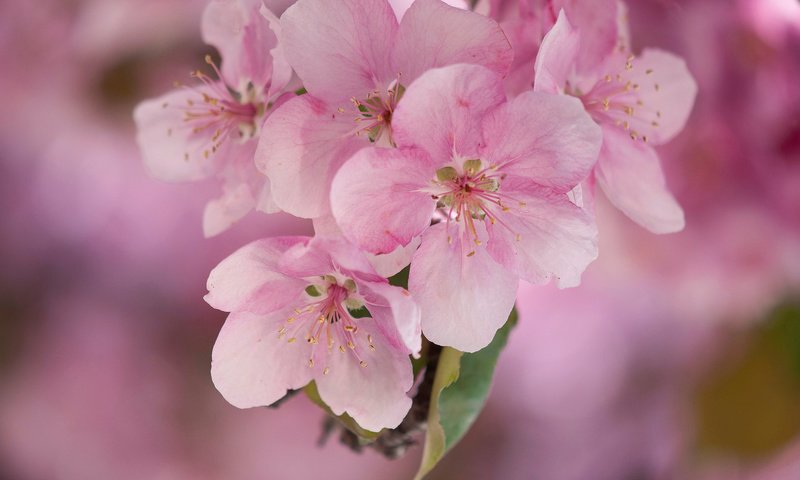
[134,0,292,237]
[205,236,421,431]
[331,64,601,352]
[256,0,514,219]
[479,0,619,95]
[534,10,698,233]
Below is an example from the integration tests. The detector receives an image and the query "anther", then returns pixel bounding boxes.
[359,361,367,368]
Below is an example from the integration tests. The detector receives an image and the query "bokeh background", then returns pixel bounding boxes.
[1,0,799,478]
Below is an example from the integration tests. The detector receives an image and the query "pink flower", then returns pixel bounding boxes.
[205,236,421,431]
[479,0,620,96]
[331,64,601,352]
[134,0,292,237]
[256,0,514,219]
[534,11,698,233]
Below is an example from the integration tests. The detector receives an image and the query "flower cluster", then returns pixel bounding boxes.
[135,0,696,432]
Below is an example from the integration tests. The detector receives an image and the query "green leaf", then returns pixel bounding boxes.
[304,381,382,441]
[388,266,410,289]
[414,308,518,480]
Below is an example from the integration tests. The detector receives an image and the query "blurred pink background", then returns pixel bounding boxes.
[1,0,799,479]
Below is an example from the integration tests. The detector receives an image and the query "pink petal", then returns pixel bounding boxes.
[482,91,601,191]
[133,88,217,182]
[360,280,422,355]
[259,4,293,98]
[392,64,507,161]
[205,237,309,314]
[624,48,698,145]
[280,0,399,102]
[278,237,382,281]
[502,16,547,96]
[392,0,513,83]
[262,0,296,16]
[533,9,580,94]
[367,237,422,278]
[409,223,518,353]
[315,320,413,431]
[389,0,467,20]
[594,125,685,233]
[312,214,421,277]
[256,95,364,218]
[254,176,280,214]
[485,177,598,288]
[202,0,276,88]
[557,0,619,74]
[330,147,437,254]
[202,181,258,237]
[211,310,315,408]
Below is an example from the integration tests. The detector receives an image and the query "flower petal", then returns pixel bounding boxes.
[361,280,422,355]
[203,181,257,237]
[558,0,619,74]
[202,0,277,88]
[485,177,598,288]
[595,125,685,233]
[313,214,421,277]
[315,320,413,431]
[392,64,506,161]
[409,223,518,353]
[392,0,513,82]
[278,237,382,282]
[389,0,467,21]
[280,0,398,102]
[482,91,601,191]
[625,48,698,145]
[133,88,217,182]
[368,237,422,278]
[331,147,437,254]
[205,237,309,313]
[257,95,364,218]
[533,9,580,95]
[211,310,315,408]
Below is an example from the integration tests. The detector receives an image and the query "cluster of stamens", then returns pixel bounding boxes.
[572,49,662,143]
[277,274,375,374]
[339,78,405,146]
[164,55,267,163]
[431,158,526,257]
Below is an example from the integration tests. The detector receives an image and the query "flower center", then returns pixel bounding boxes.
[431,158,525,256]
[277,274,375,374]
[166,55,267,162]
[569,52,662,143]
[340,78,405,147]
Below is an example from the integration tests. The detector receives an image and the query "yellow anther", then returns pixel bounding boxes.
[359,361,368,368]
